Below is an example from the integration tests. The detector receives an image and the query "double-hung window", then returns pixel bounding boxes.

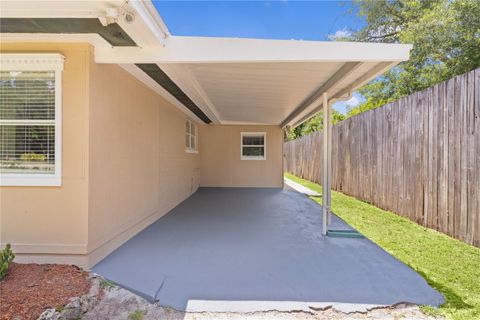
[0,53,64,186]
[241,132,266,160]
[185,119,198,153]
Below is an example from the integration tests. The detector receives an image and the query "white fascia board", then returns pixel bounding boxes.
[0,0,118,18]
[221,121,279,126]
[95,36,412,64]
[0,33,109,46]
[0,0,163,48]
[288,61,400,128]
[129,0,170,45]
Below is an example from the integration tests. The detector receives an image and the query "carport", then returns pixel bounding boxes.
[1,1,442,310]
[106,36,414,235]
[93,187,443,312]
[72,3,438,311]
[1,1,414,236]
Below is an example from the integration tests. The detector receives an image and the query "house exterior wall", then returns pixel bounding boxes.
[0,43,283,268]
[0,43,91,266]
[0,43,200,267]
[199,125,283,188]
[86,59,200,266]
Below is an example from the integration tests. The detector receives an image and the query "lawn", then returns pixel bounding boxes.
[285,172,480,320]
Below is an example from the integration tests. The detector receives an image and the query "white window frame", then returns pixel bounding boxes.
[240,132,266,160]
[185,118,198,154]
[0,53,64,186]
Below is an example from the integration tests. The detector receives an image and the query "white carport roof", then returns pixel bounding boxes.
[0,0,412,127]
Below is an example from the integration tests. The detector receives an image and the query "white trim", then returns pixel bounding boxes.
[0,33,113,47]
[185,118,199,154]
[0,119,55,126]
[221,121,277,125]
[289,61,399,128]
[0,53,63,187]
[0,174,61,187]
[0,53,64,71]
[240,132,266,161]
[130,0,170,45]
[94,36,412,64]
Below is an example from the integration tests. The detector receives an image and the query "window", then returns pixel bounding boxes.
[185,119,198,153]
[241,132,266,160]
[0,54,64,186]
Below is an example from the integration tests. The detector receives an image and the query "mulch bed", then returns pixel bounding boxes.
[0,263,91,320]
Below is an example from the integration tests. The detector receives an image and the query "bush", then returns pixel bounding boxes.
[20,153,46,162]
[0,243,15,280]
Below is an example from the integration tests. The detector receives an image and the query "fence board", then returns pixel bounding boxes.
[284,68,480,246]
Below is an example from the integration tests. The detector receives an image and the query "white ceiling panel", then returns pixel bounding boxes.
[184,62,344,124]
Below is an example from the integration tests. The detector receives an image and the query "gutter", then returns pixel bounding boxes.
[130,0,170,46]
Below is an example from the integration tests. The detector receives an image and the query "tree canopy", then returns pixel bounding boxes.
[349,0,480,116]
[287,0,480,140]
[286,111,346,140]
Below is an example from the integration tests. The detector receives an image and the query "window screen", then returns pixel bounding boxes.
[0,71,56,174]
[241,132,266,160]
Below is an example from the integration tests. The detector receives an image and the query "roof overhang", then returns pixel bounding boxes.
[0,0,412,127]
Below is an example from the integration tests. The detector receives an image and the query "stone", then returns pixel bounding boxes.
[65,297,81,309]
[59,306,82,320]
[37,308,59,320]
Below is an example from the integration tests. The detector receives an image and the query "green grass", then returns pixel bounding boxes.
[100,279,116,290]
[128,309,146,320]
[285,172,480,320]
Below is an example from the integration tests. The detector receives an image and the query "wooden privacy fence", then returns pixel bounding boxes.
[284,68,480,246]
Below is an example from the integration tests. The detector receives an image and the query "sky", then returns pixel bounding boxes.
[152,0,366,114]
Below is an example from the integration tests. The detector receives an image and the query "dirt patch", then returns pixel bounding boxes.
[0,263,90,320]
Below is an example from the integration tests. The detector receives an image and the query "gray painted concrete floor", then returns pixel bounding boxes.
[92,187,443,312]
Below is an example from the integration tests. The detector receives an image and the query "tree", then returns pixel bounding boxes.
[348,0,480,116]
[287,0,479,139]
[285,111,345,141]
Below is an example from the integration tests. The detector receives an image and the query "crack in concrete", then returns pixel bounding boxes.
[153,277,167,302]
[308,301,418,315]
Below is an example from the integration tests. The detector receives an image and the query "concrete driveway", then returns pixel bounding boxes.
[92,187,443,312]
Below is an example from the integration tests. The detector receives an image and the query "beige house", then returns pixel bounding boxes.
[0,1,412,268]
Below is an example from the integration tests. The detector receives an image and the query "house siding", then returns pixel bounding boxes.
[199,125,284,188]
[0,43,91,266]
[0,43,283,268]
[0,43,200,267]
[86,58,200,266]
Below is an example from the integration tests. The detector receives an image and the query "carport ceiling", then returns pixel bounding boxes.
[176,62,343,125]
[92,36,411,127]
[158,60,391,126]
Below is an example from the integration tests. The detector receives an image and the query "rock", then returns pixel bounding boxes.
[59,306,82,320]
[65,297,81,309]
[37,308,59,320]
[80,295,92,313]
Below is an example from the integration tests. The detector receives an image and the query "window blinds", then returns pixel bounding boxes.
[0,71,56,174]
